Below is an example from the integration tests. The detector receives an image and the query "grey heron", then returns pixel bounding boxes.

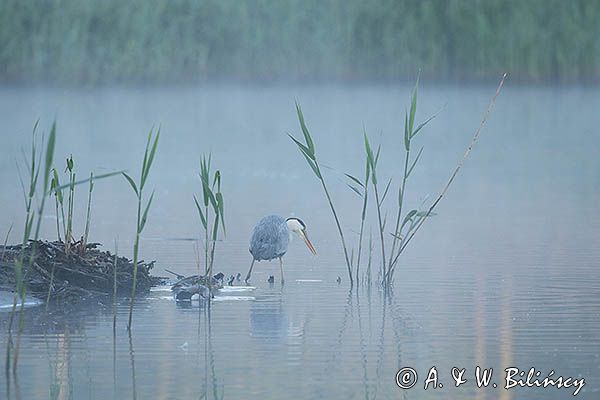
[245,215,316,284]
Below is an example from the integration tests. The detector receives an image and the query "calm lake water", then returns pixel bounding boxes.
[0,83,599,399]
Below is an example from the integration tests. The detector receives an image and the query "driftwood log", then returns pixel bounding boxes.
[0,240,165,300]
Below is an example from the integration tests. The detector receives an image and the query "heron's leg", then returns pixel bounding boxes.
[279,257,285,285]
[245,259,255,283]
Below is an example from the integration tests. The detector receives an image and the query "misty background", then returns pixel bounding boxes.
[1,0,599,85]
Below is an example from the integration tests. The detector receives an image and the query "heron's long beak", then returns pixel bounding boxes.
[300,230,317,255]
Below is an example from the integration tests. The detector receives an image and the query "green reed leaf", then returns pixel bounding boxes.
[52,169,64,203]
[43,121,56,189]
[141,129,152,182]
[345,173,364,188]
[401,209,418,231]
[213,170,221,190]
[411,114,435,140]
[288,134,315,160]
[139,190,155,233]
[380,178,392,206]
[300,149,322,179]
[122,172,138,197]
[52,170,122,193]
[193,195,207,229]
[216,192,226,236]
[207,189,218,211]
[141,128,160,191]
[404,111,410,151]
[211,214,219,241]
[365,152,371,185]
[347,184,362,197]
[295,102,315,153]
[408,76,419,135]
[406,146,424,178]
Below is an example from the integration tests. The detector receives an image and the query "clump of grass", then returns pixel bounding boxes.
[6,120,56,374]
[193,154,225,279]
[289,103,354,285]
[291,74,507,287]
[122,128,160,331]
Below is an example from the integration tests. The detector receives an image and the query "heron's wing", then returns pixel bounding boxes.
[274,220,289,256]
[250,215,288,260]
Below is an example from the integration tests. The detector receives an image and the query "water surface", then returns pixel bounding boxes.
[0,83,599,399]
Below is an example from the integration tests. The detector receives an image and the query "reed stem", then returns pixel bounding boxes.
[1,224,12,262]
[113,242,118,333]
[372,181,386,282]
[354,188,368,283]
[388,149,410,274]
[124,127,159,331]
[127,194,142,331]
[204,205,209,274]
[319,175,353,286]
[82,172,94,251]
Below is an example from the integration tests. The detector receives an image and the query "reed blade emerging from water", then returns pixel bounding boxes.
[123,127,160,331]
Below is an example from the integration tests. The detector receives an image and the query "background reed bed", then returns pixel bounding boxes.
[0,1,596,84]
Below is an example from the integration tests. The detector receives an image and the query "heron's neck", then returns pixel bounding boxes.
[286,219,303,241]
[286,219,303,232]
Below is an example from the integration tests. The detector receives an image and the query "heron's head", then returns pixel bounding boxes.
[286,217,317,255]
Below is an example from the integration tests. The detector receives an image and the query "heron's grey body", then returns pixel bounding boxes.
[249,215,289,261]
[246,215,290,283]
